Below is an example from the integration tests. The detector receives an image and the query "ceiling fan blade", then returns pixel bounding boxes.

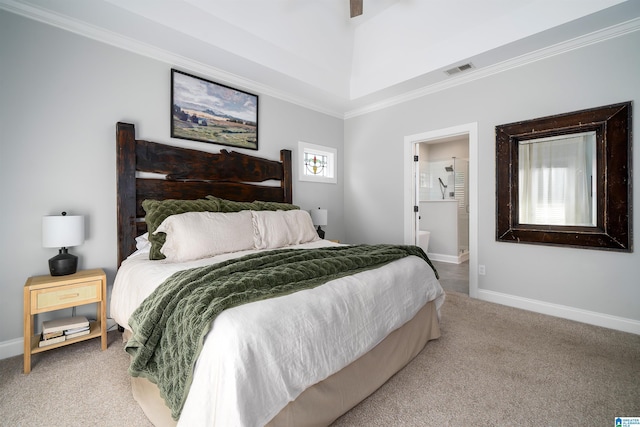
[350,0,363,18]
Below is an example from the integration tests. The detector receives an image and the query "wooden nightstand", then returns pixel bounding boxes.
[23,268,107,373]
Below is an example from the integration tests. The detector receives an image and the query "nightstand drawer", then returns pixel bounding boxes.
[32,280,102,313]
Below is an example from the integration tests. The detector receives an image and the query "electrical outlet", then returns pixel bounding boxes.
[478,264,486,275]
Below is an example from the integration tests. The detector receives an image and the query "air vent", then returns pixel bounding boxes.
[444,62,475,76]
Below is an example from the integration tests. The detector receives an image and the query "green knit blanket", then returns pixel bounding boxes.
[125,244,437,420]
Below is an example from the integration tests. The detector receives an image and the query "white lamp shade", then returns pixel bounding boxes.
[42,215,85,248]
[309,208,327,227]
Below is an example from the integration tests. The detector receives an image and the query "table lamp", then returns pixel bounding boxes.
[42,212,85,276]
[309,207,327,239]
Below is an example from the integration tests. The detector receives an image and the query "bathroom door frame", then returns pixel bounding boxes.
[403,123,478,298]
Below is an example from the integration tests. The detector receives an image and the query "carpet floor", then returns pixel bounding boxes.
[1,291,638,426]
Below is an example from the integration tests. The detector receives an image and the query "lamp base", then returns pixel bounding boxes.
[49,248,78,276]
[316,226,325,239]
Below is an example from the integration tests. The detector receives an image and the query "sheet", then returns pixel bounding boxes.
[110,240,445,427]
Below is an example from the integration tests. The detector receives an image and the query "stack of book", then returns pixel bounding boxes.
[39,316,90,347]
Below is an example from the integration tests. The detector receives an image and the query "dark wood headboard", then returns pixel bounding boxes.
[116,122,292,266]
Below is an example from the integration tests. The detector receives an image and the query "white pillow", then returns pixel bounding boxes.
[252,210,319,249]
[155,211,255,262]
[126,232,151,259]
[135,232,150,250]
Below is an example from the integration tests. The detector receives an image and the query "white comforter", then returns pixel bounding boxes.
[110,240,445,427]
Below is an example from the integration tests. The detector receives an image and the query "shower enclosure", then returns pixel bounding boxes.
[419,157,469,263]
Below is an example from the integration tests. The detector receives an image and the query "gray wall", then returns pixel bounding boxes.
[0,11,344,350]
[344,30,640,325]
[2,9,638,356]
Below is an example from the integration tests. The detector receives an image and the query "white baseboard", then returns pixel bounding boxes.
[3,295,637,360]
[428,252,468,264]
[477,289,640,335]
[0,337,23,360]
[0,318,119,361]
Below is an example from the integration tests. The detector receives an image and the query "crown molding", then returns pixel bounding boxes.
[0,0,345,119]
[2,0,639,121]
[344,17,640,119]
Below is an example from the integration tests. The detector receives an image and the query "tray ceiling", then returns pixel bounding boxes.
[2,0,639,117]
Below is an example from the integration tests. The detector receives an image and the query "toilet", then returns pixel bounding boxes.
[418,230,430,253]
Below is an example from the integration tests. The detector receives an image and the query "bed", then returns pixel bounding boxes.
[111,122,445,426]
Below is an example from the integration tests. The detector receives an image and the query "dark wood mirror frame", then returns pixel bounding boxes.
[496,101,632,251]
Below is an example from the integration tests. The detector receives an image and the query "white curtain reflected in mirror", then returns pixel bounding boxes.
[518,131,596,226]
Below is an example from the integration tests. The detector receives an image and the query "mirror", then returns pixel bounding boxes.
[518,131,597,227]
[496,102,632,251]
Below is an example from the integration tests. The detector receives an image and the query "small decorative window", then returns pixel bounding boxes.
[298,141,337,183]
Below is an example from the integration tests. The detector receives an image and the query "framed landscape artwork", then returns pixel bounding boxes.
[171,69,258,150]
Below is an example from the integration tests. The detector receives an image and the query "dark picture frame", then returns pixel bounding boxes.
[495,101,632,252]
[171,69,258,150]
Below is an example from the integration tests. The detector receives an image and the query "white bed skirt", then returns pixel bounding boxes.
[129,299,441,427]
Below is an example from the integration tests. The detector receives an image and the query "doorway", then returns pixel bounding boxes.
[403,123,478,298]
[417,137,469,264]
